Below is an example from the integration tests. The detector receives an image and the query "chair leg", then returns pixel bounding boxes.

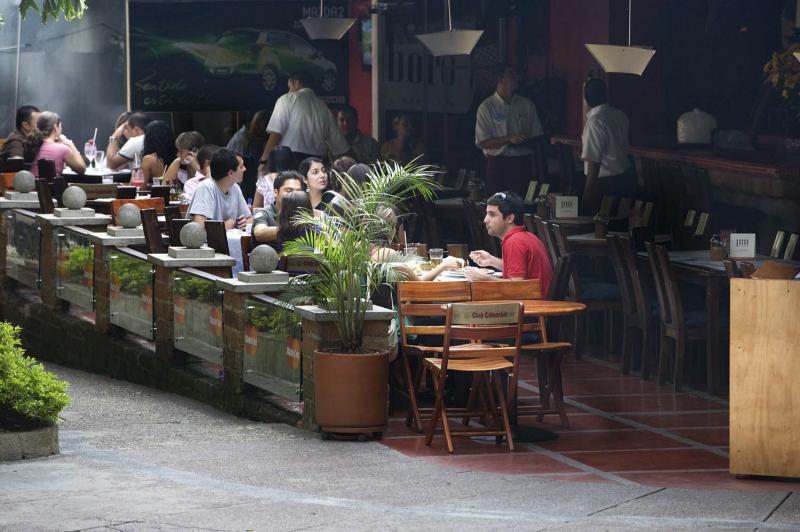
[657,333,671,386]
[491,371,515,452]
[402,355,423,432]
[640,325,650,381]
[549,352,570,428]
[481,373,503,434]
[461,373,481,426]
[673,338,686,393]
[621,322,632,375]
[574,313,584,360]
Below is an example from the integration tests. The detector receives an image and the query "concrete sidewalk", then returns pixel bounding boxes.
[1,363,797,531]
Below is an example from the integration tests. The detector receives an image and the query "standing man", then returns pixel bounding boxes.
[252,170,304,244]
[465,191,552,295]
[0,105,40,163]
[581,78,631,211]
[107,112,151,170]
[188,148,253,230]
[475,64,543,197]
[336,105,379,164]
[258,72,350,172]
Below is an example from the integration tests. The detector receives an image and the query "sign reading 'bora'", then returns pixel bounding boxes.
[729,233,756,259]
[555,196,579,219]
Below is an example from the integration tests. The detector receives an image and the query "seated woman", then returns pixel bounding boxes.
[274,190,316,253]
[181,144,219,202]
[163,130,205,188]
[254,145,296,210]
[379,113,426,165]
[24,111,86,176]
[140,120,175,190]
[298,156,336,212]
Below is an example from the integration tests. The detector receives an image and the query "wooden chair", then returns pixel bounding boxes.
[204,220,229,255]
[37,159,56,180]
[34,178,55,214]
[446,243,468,261]
[770,231,799,260]
[52,177,67,204]
[646,242,708,391]
[69,183,118,200]
[770,231,786,258]
[608,235,654,378]
[140,208,167,254]
[424,302,523,452]
[397,281,473,432]
[168,219,190,246]
[739,261,756,278]
[278,255,321,275]
[534,218,558,266]
[523,213,537,236]
[723,259,742,279]
[149,185,171,200]
[110,198,166,226]
[116,186,137,199]
[241,235,252,271]
[784,233,799,261]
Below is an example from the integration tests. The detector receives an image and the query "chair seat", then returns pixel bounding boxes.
[522,341,572,351]
[424,357,513,372]
[581,282,621,301]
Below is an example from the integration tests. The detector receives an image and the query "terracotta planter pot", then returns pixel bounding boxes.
[314,349,388,435]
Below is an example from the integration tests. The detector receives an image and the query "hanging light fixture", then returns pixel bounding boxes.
[416,0,483,57]
[585,0,655,76]
[301,0,356,41]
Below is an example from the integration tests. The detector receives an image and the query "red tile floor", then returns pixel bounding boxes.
[381,355,800,492]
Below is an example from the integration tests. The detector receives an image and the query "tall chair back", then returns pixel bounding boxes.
[140,208,167,253]
[116,186,137,199]
[34,178,55,214]
[204,220,229,255]
[646,242,683,330]
[470,279,542,301]
[37,159,56,180]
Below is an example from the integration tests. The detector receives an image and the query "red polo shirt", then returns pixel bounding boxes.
[501,225,553,296]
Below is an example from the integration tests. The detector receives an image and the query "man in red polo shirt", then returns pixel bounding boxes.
[465,191,553,295]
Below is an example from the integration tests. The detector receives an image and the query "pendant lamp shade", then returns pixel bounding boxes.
[301,0,355,41]
[585,44,655,76]
[794,52,800,63]
[417,29,483,57]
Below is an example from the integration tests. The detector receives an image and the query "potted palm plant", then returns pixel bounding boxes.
[281,160,437,437]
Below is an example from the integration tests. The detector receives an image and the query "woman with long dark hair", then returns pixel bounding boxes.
[24,111,86,176]
[299,156,336,211]
[140,120,176,189]
[275,190,314,253]
[253,145,296,209]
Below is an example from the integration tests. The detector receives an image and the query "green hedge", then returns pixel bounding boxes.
[0,323,70,429]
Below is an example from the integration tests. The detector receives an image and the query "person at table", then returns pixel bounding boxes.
[163,131,205,188]
[465,191,552,294]
[252,170,304,246]
[228,109,270,161]
[23,111,86,177]
[253,146,297,210]
[299,156,338,212]
[273,190,318,253]
[0,105,40,164]
[106,112,150,170]
[337,105,379,164]
[475,64,543,197]
[380,113,426,165]
[140,120,175,190]
[257,72,350,173]
[580,78,632,211]
[187,148,252,230]
[182,144,219,202]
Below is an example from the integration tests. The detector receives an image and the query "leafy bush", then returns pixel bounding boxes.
[112,254,152,293]
[0,323,70,429]
[174,275,217,302]
[63,245,93,277]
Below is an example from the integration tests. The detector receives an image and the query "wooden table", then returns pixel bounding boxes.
[567,231,671,257]
[636,249,800,395]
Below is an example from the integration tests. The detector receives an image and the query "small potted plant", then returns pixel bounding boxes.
[282,160,438,437]
[594,213,610,238]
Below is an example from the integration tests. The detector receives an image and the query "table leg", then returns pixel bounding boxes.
[705,276,721,395]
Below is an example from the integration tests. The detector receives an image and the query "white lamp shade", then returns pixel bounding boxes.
[301,17,356,40]
[585,44,655,76]
[416,29,483,57]
[794,52,800,63]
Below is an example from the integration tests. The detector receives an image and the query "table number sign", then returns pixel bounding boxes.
[729,233,756,259]
[555,196,579,219]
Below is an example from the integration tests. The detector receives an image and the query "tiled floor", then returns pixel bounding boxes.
[381,355,800,492]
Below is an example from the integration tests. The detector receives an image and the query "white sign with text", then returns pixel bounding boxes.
[729,233,756,259]
[555,196,579,219]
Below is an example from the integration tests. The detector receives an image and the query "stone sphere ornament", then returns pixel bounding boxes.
[13,170,35,193]
[179,222,206,249]
[116,203,141,228]
[61,186,87,210]
[249,245,279,273]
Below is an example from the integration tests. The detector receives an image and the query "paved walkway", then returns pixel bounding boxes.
[1,363,799,531]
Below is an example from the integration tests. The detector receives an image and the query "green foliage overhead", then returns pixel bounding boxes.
[0,322,70,429]
[281,160,439,353]
[1,0,87,25]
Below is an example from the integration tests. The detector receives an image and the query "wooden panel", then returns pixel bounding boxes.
[729,279,800,478]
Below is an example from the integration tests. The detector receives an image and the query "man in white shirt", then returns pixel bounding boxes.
[107,112,150,170]
[475,64,543,197]
[188,148,253,230]
[258,72,350,172]
[581,78,633,211]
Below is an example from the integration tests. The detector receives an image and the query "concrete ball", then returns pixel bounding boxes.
[61,186,87,210]
[180,222,206,249]
[117,203,141,228]
[13,170,35,193]
[249,244,279,273]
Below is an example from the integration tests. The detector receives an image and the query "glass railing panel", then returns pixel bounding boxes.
[56,228,94,309]
[173,270,223,364]
[5,209,40,288]
[109,248,154,339]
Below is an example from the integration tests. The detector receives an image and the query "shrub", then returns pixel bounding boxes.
[0,322,70,429]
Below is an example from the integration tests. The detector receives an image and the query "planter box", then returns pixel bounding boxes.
[0,425,59,460]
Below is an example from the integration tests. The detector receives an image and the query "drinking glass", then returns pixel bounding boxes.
[429,248,443,266]
[94,150,105,169]
[84,141,97,167]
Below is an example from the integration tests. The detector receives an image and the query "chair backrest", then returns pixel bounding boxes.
[523,213,537,236]
[2,158,25,173]
[397,281,472,347]
[168,218,190,246]
[164,204,182,223]
[52,177,67,204]
[549,223,569,260]
[110,198,166,225]
[454,168,468,190]
[784,233,799,261]
[525,180,538,202]
[723,259,742,279]
[241,235,252,271]
[547,253,574,301]
[69,183,118,200]
[35,178,54,214]
[642,202,654,226]
[140,208,167,253]
[534,219,558,265]
[771,230,786,258]
[441,302,523,369]
[599,195,615,217]
[446,243,468,260]
[693,212,710,237]
[204,220,229,255]
[278,255,321,275]
[470,279,542,301]
[149,185,171,200]
[37,159,56,180]
[116,186,137,199]
[608,235,647,322]
[615,197,632,219]
[646,242,684,329]
[739,261,756,278]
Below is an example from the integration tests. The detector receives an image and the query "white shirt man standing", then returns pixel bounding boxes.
[258,72,350,172]
[475,64,543,198]
[580,78,632,211]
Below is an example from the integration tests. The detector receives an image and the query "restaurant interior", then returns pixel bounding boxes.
[0,0,798,492]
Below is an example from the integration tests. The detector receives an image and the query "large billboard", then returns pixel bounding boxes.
[129,0,349,111]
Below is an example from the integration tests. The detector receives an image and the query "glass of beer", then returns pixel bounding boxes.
[429,248,444,266]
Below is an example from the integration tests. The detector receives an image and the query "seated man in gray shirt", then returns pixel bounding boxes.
[188,148,253,229]
[252,170,304,244]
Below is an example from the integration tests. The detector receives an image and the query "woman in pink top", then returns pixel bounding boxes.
[24,111,86,177]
